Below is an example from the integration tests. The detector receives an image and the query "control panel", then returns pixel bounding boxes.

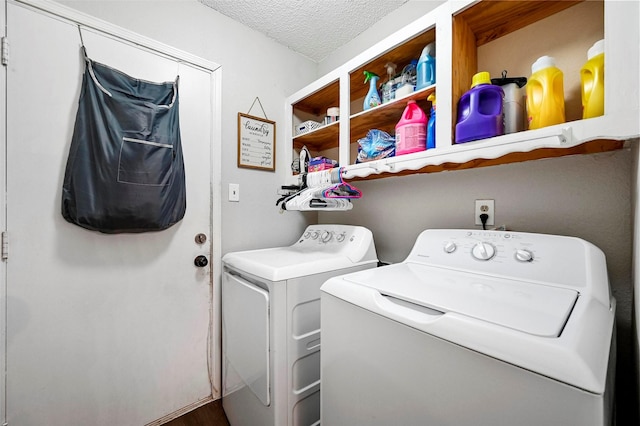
[298,225,359,246]
[302,229,347,244]
[405,229,604,289]
[434,231,541,264]
[294,225,377,264]
[442,234,534,263]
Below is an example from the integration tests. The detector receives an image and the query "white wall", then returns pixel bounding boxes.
[60,0,318,254]
[323,150,631,288]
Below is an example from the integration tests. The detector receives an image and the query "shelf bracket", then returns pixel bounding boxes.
[559,127,574,145]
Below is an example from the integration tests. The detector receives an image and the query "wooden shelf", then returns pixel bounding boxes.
[349,85,436,145]
[292,121,340,152]
[285,0,637,187]
[347,139,624,181]
[349,28,435,105]
[456,0,583,47]
[452,0,591,139]
[293,80,339,116]
[293,85,436,153]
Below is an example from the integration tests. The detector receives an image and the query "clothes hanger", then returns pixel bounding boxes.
[323,168,362,199]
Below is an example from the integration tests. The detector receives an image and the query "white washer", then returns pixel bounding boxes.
[222,225,377,426]
[321,229,616,426]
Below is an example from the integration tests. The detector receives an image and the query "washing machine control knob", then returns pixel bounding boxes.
[515,249,534,262]
[443,242,457,253]
[310,231,319,240]
[336,232,346,242]
[303,232,311,239]
[321,231,333,243]
[471,242,496,261]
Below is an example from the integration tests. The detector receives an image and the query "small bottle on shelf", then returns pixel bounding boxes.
[363,71,381,110]
[491,70,527,135]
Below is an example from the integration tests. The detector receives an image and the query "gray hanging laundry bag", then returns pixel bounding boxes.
[62,49,186,233]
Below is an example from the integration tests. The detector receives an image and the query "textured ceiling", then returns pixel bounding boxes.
[199,0,411,62]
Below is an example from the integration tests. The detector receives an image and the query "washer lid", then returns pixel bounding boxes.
[343,262,578,337]
[223,247,374,281]
[222,225,377,281]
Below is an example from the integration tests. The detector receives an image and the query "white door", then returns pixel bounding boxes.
[4,2,219,425]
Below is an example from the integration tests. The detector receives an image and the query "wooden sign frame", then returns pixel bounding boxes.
[237,113,276,171]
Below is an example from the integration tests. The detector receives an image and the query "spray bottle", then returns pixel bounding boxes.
[426,93,436,149]
[363,71,382,110]
[381,62,397,104]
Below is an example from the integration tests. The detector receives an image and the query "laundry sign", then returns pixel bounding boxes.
[237,113,276,171]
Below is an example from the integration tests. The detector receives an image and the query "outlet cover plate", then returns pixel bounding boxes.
[475,199,495,226]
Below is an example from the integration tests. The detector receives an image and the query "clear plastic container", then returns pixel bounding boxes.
[395,60,419,98]
[395,100,427,155]
[526,56,565,129]
[581,39,605,119]
[491,71,527,134]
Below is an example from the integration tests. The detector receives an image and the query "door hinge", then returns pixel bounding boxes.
[1,37,8,66]
[1,232,8,261]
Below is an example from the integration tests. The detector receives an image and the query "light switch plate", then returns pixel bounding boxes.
[229,183,240,202]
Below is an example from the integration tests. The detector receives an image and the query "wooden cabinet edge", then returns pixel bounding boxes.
[346,139,625,182]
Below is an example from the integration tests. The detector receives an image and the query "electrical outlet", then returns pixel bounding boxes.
[229,183,240,202]
[475,199,495,226]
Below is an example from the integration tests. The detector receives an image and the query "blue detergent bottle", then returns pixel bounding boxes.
[426,93,436,149]
[363,71,381,110]
[415,42,436,91]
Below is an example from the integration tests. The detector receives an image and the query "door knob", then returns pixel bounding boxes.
[194,255,209,268]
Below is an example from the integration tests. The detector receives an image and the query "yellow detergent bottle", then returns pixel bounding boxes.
[581,39,605,119]
[526,56,565,130]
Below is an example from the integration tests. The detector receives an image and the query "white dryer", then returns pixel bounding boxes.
[321,229,616,426]
[222,225,377,426]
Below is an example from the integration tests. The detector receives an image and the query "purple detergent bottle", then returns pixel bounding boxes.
[455,72,504,143]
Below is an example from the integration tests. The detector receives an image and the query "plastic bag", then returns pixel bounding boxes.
[356,129,395,163]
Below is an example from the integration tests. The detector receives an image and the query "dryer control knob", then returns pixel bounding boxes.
[310,231,319,239]
[321,231,333,243]
[471,242,496,261]
[443,242,457,253]
[336,232,346,242]
[515,249,534,262]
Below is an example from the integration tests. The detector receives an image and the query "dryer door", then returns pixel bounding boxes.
[222,271,270,406]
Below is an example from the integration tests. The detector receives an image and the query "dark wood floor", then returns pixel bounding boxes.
[164,400,230,426]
